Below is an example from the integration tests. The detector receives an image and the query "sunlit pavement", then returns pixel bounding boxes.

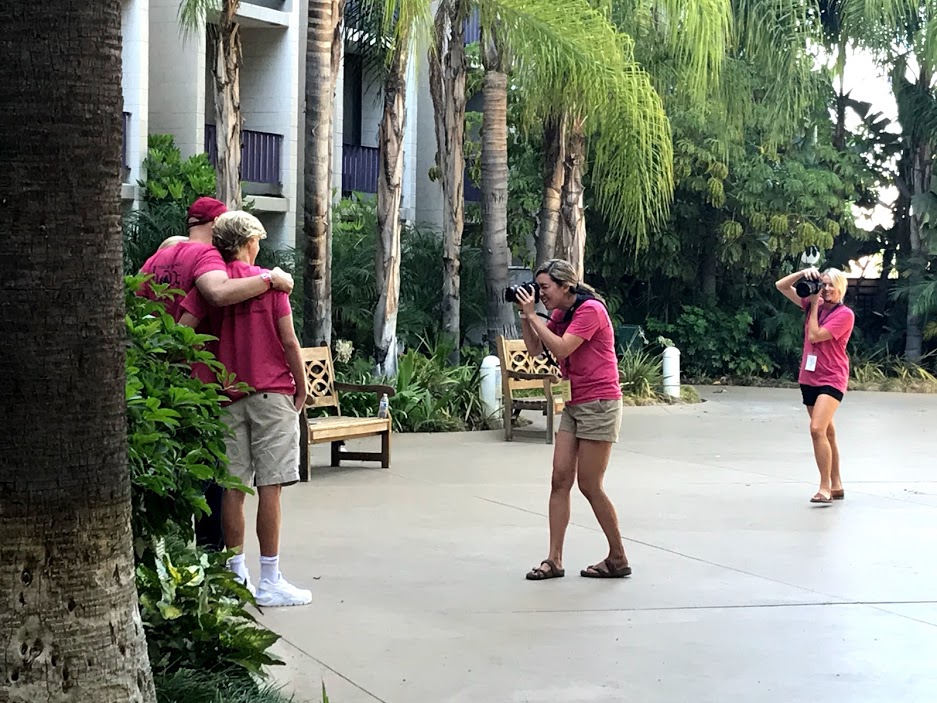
[245,386,937,702]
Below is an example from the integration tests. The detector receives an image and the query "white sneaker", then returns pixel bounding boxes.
[255,576,312,607]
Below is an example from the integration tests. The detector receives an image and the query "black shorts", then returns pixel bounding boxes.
[800,384,844,406]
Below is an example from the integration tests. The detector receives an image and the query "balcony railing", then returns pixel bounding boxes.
[342,144,379,194]
[121,111,131,171]
[204,124,283,184]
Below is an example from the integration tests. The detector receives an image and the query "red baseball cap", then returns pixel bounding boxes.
[186,197,227,227]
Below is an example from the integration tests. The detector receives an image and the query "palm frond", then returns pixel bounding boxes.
[177,0,221,36]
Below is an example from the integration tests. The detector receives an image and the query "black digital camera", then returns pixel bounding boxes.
[795,277,822,297]
[504,281,539,303]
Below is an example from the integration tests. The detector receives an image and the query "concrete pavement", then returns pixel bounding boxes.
[246,386,937,703]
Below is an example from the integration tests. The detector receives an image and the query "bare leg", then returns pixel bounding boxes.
[806,396,840,498]
[222,489,247,551]
[576,439,627,568]
[827,420,843,492]
[256,484,282,557]
[527,430,577,578]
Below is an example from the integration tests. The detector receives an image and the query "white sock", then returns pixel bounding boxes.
[227,553,248,580]
[260,555,280,584]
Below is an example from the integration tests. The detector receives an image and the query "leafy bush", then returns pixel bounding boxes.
[849,349,937,392]
[125,275,246,557]
[155,668,294,703]
[139,540,282,679]
[123,134,217,273]
[618,348,662,399]
[332,342,487,432]
[646,305,777,380]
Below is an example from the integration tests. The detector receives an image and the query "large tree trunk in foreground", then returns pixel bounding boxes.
[536,112,567,267]
[557,116,586,279]
[212,1,243,209]
[374,38,410,377]
[905,140,931,362]
[0,2,156,701]
[303,0,344,346]
[480,30,517,350]
[429,0,468,363]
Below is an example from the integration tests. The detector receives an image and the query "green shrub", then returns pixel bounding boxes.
[155,668,293,703]
[646,305,777,380]
[332,342,487,432]
[618,348,662,400]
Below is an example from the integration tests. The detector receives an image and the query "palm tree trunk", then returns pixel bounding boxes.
[558,115,586,279]
[906,141,931,361]
[480,31,518,349]
[0,2,156,700]
[212,1,243,208]
[374,39,410,377]
[428,0,468,364]
[303,0,344,346]
[536,112,566,267]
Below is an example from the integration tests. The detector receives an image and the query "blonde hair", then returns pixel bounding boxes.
[212,211,266,262]
[534,258,603,303]
[823,267,848,299]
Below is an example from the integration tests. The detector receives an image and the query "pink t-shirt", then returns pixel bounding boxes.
[181,261,295,402]
[139,242,226,321]
[799,299,855,392]
[547,299,622,405]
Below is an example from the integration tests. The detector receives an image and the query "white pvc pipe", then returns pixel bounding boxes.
[662,346,681,398]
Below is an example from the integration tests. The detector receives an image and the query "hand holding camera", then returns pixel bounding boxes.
[794,267,823,298]
[506,281,538,316]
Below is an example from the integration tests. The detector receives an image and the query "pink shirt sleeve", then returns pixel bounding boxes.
[822,307,855,341]
[565,303,603,340]
[273,290,291,319]
[180,287,210,321]
[192,246,227,280]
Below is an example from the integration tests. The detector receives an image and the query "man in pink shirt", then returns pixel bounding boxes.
[180,211,311,607]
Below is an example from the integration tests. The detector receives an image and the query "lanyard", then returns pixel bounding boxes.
[817,303,842,327]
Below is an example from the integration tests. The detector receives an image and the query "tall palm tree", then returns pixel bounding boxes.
[428,0,470,363]
[304,0,346,347]
[180,0,244,208]
[0,1,156,700]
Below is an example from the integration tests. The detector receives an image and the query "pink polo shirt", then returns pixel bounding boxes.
[181,261,296,403]
[547,299,622,405]
[799,299,855,393]
[139,241,226,321]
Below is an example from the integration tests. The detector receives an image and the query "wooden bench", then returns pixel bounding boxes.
[496,336,565,444]
[297,346,395,481]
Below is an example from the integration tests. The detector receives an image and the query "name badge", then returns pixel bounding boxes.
[805,354,818,372]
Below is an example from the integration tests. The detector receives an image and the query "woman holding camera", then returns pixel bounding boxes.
[514,259,630,580]
[775,266,855,504]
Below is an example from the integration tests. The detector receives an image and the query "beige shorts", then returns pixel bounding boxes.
[223,392,301,487]
[559,399,622,443]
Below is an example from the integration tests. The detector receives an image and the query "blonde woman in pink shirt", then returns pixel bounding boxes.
[775,266,855,504]
[515,259,630,581]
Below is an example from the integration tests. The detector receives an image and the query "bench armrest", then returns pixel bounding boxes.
[334,382,397,398]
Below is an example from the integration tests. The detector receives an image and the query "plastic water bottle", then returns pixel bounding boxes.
[378,393,390,419]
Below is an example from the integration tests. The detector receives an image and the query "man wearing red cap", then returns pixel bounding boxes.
[139,196,294,318]
[138,196,294,552]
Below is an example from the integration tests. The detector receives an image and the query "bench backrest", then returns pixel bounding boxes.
[300,346,341,414]
[496,336,562,395]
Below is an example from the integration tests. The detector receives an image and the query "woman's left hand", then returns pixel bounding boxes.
[809,291,822,307]
[515,286,537,317]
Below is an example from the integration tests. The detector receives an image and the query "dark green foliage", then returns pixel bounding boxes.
[123,135,217,273]
[125,275,246,557]
[155,668,294,703]
[646,305,777,380]
[332,342,487,432]
[139,540,283,680]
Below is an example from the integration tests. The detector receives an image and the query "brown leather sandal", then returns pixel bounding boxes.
[580,558,632,579]
[526,559,565,580]
[810,492,833,504]
[831,489,845,500]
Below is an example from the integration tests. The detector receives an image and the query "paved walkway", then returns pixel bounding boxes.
[247,386,937,702]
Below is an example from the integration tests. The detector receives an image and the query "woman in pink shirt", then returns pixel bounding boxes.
[515,259,630,581]
[775,266,855,504]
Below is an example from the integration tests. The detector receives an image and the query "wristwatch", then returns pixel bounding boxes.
[261,271,273,289]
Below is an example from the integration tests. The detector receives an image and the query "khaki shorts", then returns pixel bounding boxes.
[224,392,301,487]
[559,399,622,443]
